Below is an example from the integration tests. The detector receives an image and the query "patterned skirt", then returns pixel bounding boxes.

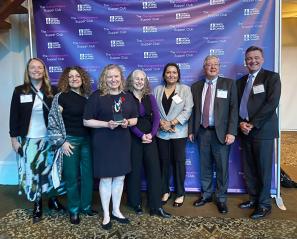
[17,137,64,202]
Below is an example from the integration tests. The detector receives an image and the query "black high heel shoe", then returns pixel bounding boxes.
[48,197,66,212]
[32,199,43,224]
[173,196,185,207]
[161,193,171,205]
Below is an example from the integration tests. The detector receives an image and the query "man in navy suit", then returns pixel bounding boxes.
[237,46,281,219]
[189,55,238,214]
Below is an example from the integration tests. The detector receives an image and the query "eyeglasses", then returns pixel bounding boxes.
[205,63,220,68]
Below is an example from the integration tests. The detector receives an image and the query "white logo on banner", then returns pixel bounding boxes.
[142,1,157,9]
[176,37,191,45]
[210,49,225,56]
[110,40,125,47]
[49,66,63,73]
[79,53,94,60]
[78,29,93,36]
[177,63,191,70]
[244,34,260,41]
[210,23,224,30]
[110,16,124,22]
[244,8,260,16]
[143,26,158,33]
[210,0,225,5]
[77,4,92,11]
[45,18,60,24]
[47,42,61,49]
[143,51,158,58]
[176,12,191,20]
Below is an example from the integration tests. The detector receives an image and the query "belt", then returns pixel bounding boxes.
[200,125,215,130]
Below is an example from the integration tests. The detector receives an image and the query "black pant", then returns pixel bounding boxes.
[127,136,162,209]
[240,136,274,208]
[157,137,186,197]
[197,127,230,202]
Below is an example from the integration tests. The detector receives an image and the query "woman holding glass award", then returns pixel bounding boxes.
[83,64,138,230]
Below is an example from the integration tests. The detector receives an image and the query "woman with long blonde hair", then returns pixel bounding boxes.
[84,64,138,230]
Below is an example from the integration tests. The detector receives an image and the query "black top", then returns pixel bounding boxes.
[9,84,57,137]
[162,90,175,115]
[58,91,89,137]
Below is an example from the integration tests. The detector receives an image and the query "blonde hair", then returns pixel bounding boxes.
[58,66,92,97]
[23,58,53,97]
[125,69,151,97]
[98,64,125,96]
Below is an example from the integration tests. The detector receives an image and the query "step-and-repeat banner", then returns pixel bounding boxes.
[33,0,278,193]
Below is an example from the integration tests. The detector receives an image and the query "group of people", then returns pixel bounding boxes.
[9,45,281,229]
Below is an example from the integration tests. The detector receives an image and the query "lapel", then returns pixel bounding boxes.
[194,81,204,113]
[157,85,167,119]
[167,83,181,117]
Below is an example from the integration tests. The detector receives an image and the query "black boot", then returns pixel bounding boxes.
[32,199,42,223]
[48,197,66,212]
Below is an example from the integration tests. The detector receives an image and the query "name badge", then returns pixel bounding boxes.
[172,94,183,104]
[216,89,228,98]
[20,94,33,103]
[253,84,265,94]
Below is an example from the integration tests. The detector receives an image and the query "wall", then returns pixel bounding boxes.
[281,17,297,130]
[0,14,31,184]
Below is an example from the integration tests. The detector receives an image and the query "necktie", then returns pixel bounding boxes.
[239,74,254,120]
[202,81,212,128]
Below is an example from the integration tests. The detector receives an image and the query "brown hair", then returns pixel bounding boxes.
[98,64,125,96]
[23,58,53,97]
[58,66,92,97]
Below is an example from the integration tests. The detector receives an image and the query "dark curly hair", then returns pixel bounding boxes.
[58,66,92,97]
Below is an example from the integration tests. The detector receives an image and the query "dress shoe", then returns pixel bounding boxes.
[81,209,98,216]
[70,213,80,225]
[48,197,66,212]
[111,214,130,224]
[216,202,228,214]
[193,197,212,207]
[150,208,171,218]
[250,207,271,220]
[102,221,112,230]
[239,200,256,209]
[32,200,43,224]
[161,193,171,205]
[173,196,185,207]
[132,205,143,215]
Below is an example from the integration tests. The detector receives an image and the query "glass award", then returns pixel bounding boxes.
[112,97,124,123]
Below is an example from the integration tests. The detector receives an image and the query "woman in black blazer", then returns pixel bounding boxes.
[9,58,64,223]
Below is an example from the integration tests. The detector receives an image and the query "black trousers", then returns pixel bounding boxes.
[197,127,230,202]
[127,136,162,210]
[157,137,186,197]
[240,136,274,208]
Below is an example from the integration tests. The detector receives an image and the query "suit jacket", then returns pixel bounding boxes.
[154,83,193,139]
[189,77,238,144]
[237,68,281,139]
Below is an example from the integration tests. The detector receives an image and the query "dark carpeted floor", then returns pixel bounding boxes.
[0,132,296,238]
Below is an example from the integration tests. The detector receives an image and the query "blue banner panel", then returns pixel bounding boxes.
[33,0,277,193]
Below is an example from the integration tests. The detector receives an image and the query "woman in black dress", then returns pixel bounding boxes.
[83,64,138,230]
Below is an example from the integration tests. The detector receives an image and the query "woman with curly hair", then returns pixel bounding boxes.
[48,66,96,224]
[126,69,171,218]
[9,58,65,224]
[83,64,138,230]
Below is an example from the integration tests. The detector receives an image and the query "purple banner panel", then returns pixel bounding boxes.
[33,0,278,194]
